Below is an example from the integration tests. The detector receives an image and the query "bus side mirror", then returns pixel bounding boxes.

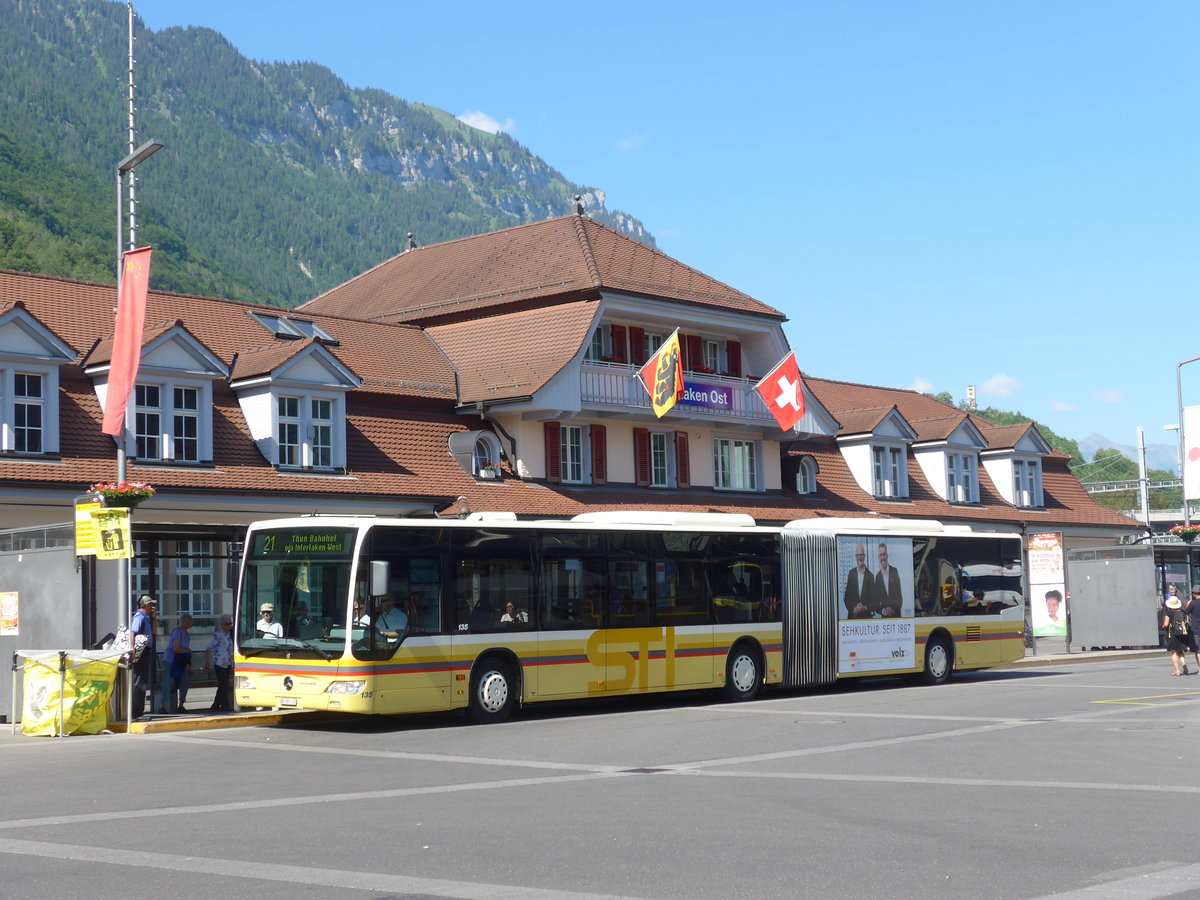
[370,560,390,597]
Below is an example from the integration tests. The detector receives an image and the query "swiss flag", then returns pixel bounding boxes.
[754,350,806,432]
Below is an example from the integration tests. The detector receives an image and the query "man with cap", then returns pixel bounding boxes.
[129,595,157,718]
[257,603,283,639]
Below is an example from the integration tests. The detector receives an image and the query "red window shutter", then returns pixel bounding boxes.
[675,432,691,488]
[725,340,742,377]
[685,334,703,371]
[544,422,561,484]
[629,326,646,365]
[610,324,627,363]
[590,424,608,485]
[633,428,651,487]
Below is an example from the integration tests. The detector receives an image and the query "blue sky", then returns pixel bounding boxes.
[131,0,1198,462]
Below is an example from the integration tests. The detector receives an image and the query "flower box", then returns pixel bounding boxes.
[1170,525,1200,543]
[89,481,155,509]
[478,468,499,480]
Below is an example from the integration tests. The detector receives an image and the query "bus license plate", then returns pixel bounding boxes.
[279,697,297,707]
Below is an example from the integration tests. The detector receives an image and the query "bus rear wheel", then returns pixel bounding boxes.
[468,658,517,724]
[721,644,762,701]
[922,636,953,685]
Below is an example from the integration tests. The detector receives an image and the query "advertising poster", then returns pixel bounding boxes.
[0,590,17,635]
[92,508,132,560]
[837,536,915,674]
[1028,532,1067,637]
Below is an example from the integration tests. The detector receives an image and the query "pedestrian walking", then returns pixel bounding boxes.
[1162,594,1193,676]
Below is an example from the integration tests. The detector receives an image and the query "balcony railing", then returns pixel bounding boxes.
[580,361,773,422]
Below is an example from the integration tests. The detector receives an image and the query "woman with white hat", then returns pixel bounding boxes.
[1162,591,1193,676]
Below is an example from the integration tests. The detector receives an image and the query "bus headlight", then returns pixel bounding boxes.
[234,675,256,690]
[325,681,366,695]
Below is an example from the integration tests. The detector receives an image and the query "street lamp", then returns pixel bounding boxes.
[114,138,163,617]
[1176,355,1200,527]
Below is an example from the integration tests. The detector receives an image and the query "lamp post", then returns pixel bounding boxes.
[1176,354,1200,528]
[114,139,162,617]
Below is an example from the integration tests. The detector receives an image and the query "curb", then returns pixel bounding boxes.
[109,709,324,734]
[1002,650,1163,669]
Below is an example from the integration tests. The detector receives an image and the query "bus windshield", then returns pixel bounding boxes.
[237,527,356,657]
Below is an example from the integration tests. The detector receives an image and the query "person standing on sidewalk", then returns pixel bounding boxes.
[205,615,235,712]
[159,614,194,712]
[129,596,157,719]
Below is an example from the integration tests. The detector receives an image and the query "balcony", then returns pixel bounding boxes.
[580,360,773,423]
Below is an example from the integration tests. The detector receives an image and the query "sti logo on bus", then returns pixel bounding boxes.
[584,628,679,692]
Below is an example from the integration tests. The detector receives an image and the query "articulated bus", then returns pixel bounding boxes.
[232,512,1026,722]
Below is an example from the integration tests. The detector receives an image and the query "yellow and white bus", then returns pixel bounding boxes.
[232,512,1026,722]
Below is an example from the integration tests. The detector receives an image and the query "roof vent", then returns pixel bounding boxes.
[573,195,584,215]
[405,232,417,251]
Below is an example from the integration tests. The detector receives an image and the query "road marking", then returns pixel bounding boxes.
[0,837,646,900]
[1034,861,1200,898]
[1092,691,1200,706]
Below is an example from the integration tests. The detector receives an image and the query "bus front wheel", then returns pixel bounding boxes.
[721,644,762,701]
[468,658,517,724]
[922,636,953,685]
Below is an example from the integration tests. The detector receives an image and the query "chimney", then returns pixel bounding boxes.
[405,232,417,251]
[573,195,584,215]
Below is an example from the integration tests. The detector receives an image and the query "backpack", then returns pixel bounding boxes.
[1171,609,1190,637]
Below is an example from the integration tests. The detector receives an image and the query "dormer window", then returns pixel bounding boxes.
[0,302,75,457]
[1013,459,1043,507]
[249,312,336,345]
[872,444,906,498]
[134,383,205,462]
[275,394,337,469]
[795,456,818,495]
[10,372,44,453]
[946,453,977,503]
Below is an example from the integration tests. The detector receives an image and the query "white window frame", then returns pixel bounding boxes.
[13,371,44,454]
[310,397,333,469]
[587,328,604,361]
[702,339,720,372]
[175,540,215,618]
[872,444,906,498]
[1012,458,1042,507]
[561,424,585,483]
[0,364,60,455]
[277,395,302,468]
[643,332,664,360]
[946,452,977,503]
[713,436,759,491]
[650,432,671,487]
[130,378,212,463]
[796,456,817,495]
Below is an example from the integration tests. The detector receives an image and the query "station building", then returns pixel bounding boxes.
[0,212,1142,689]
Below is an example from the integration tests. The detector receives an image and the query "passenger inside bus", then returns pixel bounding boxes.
[500,601,528,626]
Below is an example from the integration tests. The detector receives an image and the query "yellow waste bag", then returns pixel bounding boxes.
[22,655,119,736]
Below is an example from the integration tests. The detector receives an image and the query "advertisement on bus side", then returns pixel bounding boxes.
[836,536,916,674]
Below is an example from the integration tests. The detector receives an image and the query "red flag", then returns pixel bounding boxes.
[102,246,153,436]
[754,350,806,431]
[637,330,684,418]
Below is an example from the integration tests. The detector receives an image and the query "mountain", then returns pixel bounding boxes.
[1078,433,1179,475]
[0,0,653,306]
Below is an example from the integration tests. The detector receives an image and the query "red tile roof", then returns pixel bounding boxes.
[300,215,786,325]
[427,300,599,403]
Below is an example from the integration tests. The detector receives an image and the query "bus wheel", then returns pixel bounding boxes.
[721,644,761,701]
[468,658,517,724]
[922,636,953,685]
